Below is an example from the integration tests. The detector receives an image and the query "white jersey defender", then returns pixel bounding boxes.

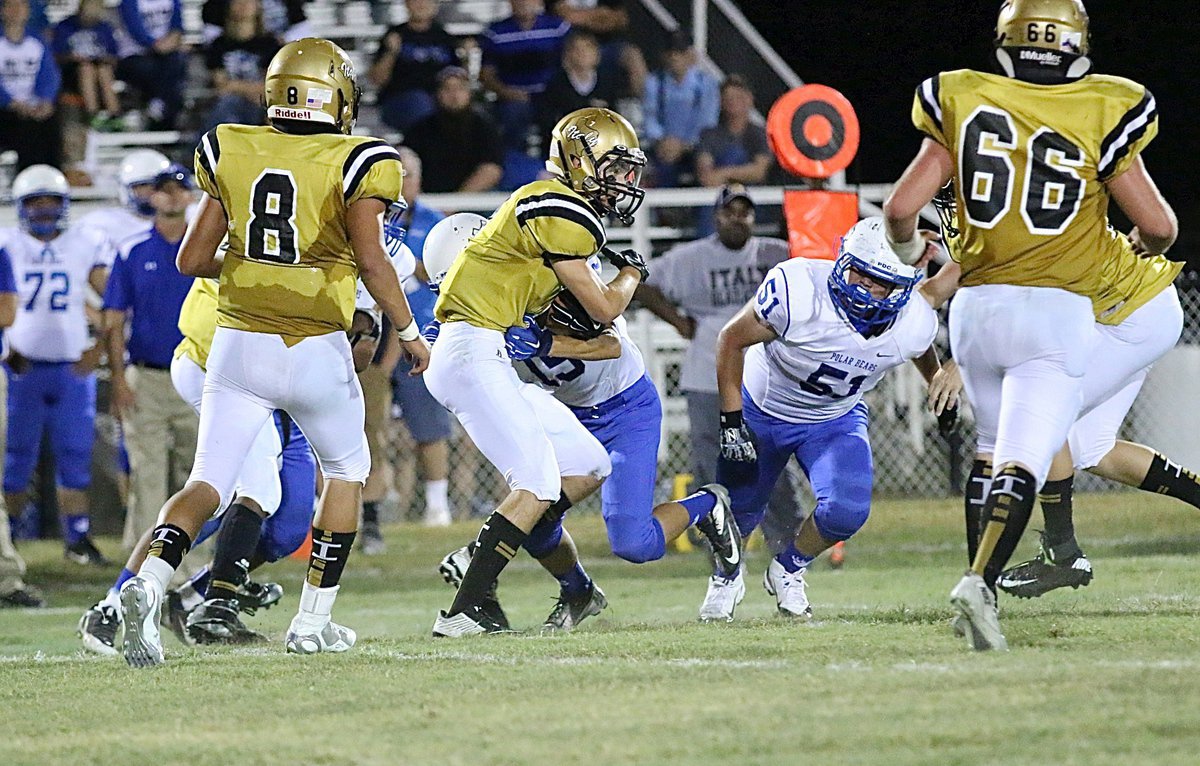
[746,257,938,424]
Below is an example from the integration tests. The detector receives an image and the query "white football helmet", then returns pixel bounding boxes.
[828,216,923,337]
[118,149,170,216]
[12,164,70,236]
[422,212,488,291]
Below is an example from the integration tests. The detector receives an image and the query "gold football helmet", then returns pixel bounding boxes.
[264,38,360,134]
[546,107,647,225]
[995,0,1089,54]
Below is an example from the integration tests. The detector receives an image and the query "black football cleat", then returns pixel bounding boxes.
[236,579,283,615]
[186,598,267,645]
[693,484,743,578]
[65,536,111,567]
[0,586,45,608]
[997,535,1093,599]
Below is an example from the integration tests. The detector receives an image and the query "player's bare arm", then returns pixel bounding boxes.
[548,331,622,361]
[552,256,641,324]
[347,197,431,374]
[176,194,228,278]
[1106,156,1179,256]
[0,289,14,328]
[917,259,961,310]
[715,302,777,414]
[634,282,695,338]
[883,138,953,264]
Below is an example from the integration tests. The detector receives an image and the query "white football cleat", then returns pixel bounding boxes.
[285,617,357,654]
[698,568,745,622]
[763,558,813,619]
[120,577,164,668]
[949,571,1008,651]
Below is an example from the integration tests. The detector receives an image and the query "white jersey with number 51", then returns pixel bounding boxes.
[744,258,937,424]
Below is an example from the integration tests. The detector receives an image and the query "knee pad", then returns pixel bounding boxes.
[606,516,665,564]
[812,496,871,542]
[522,512,564,559]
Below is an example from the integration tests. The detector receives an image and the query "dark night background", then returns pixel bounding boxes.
[731,0,1199,265]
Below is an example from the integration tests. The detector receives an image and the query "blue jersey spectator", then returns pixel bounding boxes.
[116,0,186,129]
[480,0,570,149]
[0,0,61,169]
[642,32,719,187]
[51,0,122,126]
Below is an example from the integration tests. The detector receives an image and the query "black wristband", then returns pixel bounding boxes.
[720,410,743,429]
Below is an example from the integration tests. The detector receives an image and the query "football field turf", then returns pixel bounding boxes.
[2,493,1199,765]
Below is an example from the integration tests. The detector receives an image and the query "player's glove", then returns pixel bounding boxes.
[719,410,757,463]
[602,246,650,282]
[504,316,554,361]
[937,402,959,438]
[421,319,442,347]
[548,289,608,339]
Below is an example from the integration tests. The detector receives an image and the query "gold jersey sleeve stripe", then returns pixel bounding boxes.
[342,140,402,203]
[514,192,606,253]
[1098,90,1157,180]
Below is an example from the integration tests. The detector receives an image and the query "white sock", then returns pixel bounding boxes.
[425,479,449,516]
[294,582,339,632]
[137,557,174,596]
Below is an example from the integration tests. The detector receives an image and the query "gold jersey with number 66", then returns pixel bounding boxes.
[912,68,1158,303]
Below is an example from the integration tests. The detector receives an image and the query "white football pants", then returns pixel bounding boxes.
[1067,285,1183,469]
[188,327,369,509]
[171,354,283,516]
[424,321,610,502]
[951,284,1095,486]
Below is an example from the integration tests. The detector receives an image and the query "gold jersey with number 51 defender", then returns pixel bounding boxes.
[116,38,425,669]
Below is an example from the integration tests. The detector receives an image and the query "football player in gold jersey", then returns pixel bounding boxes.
[426,107,662,637]
[884,0,1179,650]
[118,38,429,667]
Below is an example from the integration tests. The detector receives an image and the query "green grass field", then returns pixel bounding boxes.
[2,493,1199,765]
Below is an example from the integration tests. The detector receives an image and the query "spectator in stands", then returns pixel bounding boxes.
[116,0,187,130]
[200,0,279,133]
[696,74,772,188]
[388,146,452,529]
[479,0,570,150]
[202,0,308,43]
[368,0,460,133]
[642,30,719,188]
[0,0,61,170]
[550,0,645,100]
[51,0,122,132]
[0,241,39,608]
[405,67,503,193]
[534,29,619,143]
[102,164,197,549]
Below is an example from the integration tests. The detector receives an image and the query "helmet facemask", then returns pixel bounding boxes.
[383,199,409,261]
[19,194,69,238]
[827,247,921,338]
[575,145,646,225]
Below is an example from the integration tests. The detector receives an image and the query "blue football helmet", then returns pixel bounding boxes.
[827,216,923,337]
[13,164,70,238]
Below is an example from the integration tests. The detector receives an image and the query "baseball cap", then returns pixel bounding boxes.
[715,183,754,209]
[436,66,470,85]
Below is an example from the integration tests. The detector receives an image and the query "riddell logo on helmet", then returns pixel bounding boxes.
[271,107,317,120]
[1020,49,1062,65]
